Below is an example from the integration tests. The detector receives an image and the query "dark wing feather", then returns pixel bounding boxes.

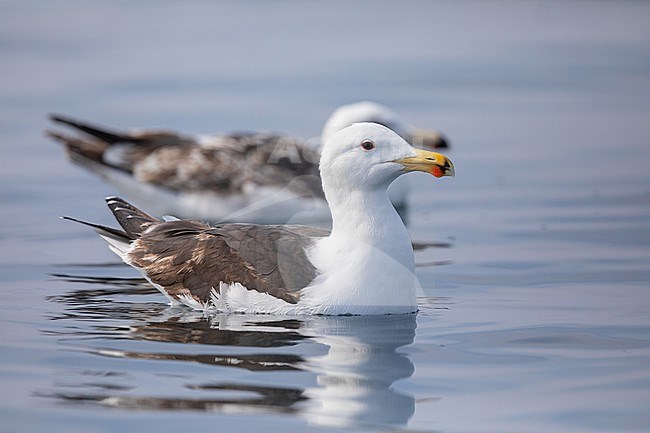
[48,113,195,148]
[105,196,159,238]
[49,114,127,144]
[61,215,131,243]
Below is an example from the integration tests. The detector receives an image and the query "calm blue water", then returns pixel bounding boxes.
[1,1,649,432]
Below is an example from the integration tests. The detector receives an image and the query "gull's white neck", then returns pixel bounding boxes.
[324,182,414,267]
[302,174,418,315]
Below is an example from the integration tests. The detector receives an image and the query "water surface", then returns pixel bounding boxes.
[1,1,649,432]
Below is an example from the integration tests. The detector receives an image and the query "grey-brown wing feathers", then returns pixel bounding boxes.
[128,221,327,305]
[66,197,329,306]
[47,114,324,199]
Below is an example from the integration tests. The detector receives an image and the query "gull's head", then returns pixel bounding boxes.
[321,101,409,144]
[322,101,449,149]
[320,122,454,191]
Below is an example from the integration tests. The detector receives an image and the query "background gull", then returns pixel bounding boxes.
[48,101,448,223]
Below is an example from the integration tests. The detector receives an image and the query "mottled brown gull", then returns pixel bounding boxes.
[49,102,448,222]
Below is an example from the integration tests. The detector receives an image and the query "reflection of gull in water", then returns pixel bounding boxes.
[130,314,417,428]
[44,290,418,428]
[301,315,416,428]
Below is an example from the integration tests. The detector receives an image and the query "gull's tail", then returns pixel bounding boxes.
[48,114,127,144]
[46,113,194,174]
[62,196,161,257]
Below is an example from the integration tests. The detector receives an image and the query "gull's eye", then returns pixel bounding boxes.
[361,140,375,151]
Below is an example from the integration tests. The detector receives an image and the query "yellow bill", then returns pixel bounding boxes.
[396,148,455,178]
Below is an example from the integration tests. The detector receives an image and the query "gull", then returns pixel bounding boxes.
[63,123,454,315]
[48,102,448,222]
